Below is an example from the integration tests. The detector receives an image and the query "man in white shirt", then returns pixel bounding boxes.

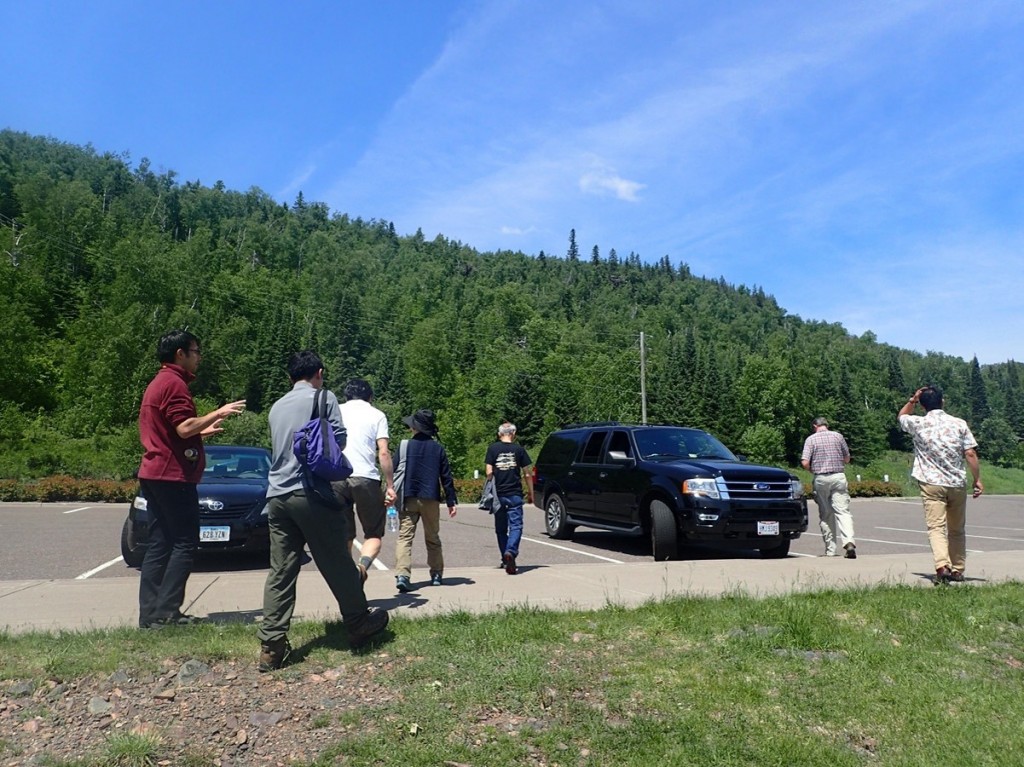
[333,379,396,582]
[898,385,983,584]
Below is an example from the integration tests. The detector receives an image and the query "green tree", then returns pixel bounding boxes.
[969,356,991,424]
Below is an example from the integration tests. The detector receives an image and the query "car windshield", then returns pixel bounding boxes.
[633,428,735,461]
[202,448,271,480]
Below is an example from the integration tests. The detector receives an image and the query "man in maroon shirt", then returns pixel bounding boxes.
[137,330,246,628]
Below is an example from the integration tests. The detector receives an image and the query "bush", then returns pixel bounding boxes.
[802,480,903,498]
[1,477,136,503]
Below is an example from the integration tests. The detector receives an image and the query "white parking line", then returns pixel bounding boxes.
[877,526,1018,543]
[856,537,930,548]
[858,537,984,553]
[521,536,625,563]
[76,557,125,579]
[63,506,91,515]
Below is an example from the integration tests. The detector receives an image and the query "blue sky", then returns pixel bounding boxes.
[4,0,1022,364]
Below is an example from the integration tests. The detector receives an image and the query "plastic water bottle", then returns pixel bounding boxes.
[386,504,399,533]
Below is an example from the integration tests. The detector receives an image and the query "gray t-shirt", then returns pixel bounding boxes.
[267,381,346,498]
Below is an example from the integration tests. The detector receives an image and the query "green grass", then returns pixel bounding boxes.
[4,584,1024,765]
[790,450,1024,496]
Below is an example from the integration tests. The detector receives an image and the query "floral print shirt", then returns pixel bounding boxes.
[898,409,978,487]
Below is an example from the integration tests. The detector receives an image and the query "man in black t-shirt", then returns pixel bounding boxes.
[484,422,534,574]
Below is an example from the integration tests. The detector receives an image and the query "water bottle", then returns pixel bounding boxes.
[386,504,399,533]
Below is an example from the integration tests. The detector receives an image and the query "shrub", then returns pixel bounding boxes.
[1,477,136,503]
[803,480,903,498]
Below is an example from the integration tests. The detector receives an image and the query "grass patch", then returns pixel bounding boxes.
[791,450,1024,496]
[3,584,1024,765]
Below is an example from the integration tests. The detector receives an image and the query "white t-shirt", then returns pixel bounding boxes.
[339,399,390,480]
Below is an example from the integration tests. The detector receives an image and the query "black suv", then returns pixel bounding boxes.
[533,423,808,560]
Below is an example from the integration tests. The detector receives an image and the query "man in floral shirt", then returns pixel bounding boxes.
[898,385,983,584]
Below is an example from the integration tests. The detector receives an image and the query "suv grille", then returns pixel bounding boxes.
[719,478,793,500]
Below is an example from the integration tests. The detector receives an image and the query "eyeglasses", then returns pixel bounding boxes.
[187,347,202,356]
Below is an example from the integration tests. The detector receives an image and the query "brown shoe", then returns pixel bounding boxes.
[948,570,965,583]
[346,607,389,649]
[934,566,952,585]
[258,637,291,673]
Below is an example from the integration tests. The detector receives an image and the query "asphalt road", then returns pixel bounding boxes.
[2,495,1022,581]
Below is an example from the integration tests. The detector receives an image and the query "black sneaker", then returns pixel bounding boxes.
[843,544,857,559]
[346,607,390,649]
[396,575,412,593]
[430,571,443,586]
[144,613,207,628]
[258,637,291,672]
[503,552,518,575]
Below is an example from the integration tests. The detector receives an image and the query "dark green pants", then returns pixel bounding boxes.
[258,489,367,643]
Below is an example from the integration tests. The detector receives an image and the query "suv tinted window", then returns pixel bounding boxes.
[633,427,734,460]
[580,431,608,463]
[607,430,633,458]
[536,433,582,467]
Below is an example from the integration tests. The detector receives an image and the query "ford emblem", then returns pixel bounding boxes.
[754,483,770,491]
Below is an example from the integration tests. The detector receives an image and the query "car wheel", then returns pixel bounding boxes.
[760,539,791,559]
[649,500,678,561]
[545,493,574,539]
[120,516,146,568]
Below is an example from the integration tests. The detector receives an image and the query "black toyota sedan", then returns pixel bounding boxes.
[120,445,272,567]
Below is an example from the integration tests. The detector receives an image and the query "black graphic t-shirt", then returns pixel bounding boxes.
[485,441,532,496]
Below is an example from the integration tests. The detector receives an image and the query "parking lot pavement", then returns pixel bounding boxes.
[2,496,1022,634]
[3,547,1024,635]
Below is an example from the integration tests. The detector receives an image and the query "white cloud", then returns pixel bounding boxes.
[500,225,536,236]
[277,164,317,200]
[578,168,645,202]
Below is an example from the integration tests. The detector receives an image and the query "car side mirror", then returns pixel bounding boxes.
[607,450,635,465]
[734,454,748,462]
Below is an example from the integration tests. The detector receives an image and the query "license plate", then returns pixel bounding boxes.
[757,521,780,536]
[200,526,231,542]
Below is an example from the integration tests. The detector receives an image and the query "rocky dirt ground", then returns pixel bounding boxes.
[1,655,400,766]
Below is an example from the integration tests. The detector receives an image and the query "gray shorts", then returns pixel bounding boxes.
[332,476,386,540]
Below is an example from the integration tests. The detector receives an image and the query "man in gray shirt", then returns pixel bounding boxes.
[258,351,389,672]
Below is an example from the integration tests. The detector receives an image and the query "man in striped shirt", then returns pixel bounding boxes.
[801,417,856,558]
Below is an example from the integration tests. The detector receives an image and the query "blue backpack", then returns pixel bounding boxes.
[292,388,353,482]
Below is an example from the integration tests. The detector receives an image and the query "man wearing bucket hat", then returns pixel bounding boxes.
[392,409,458,592]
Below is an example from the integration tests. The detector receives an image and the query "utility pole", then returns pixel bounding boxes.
[640,331,648,424]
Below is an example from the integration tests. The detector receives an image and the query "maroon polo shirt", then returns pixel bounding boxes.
[137,363,204,483]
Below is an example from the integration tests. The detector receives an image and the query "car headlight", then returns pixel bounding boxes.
[132,496,148,511]
[682,478,720,499]
[790,479,805,499]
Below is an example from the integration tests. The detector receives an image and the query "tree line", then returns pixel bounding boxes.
[1,129,1021,479]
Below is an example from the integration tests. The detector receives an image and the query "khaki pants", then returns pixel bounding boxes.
[919,482,967,573]
[394,497,444,578]
[259,489,368,643]
[812,472,854,555]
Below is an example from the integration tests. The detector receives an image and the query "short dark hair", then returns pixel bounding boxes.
[919,385,943,411]
[288,351,324,383]
[157,330,198,364]
[344,378,374,402]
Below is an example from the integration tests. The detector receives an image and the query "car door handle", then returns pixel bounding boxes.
[599,472,608,478]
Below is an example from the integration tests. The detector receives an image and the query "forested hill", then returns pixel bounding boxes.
[1,129,1021,478]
